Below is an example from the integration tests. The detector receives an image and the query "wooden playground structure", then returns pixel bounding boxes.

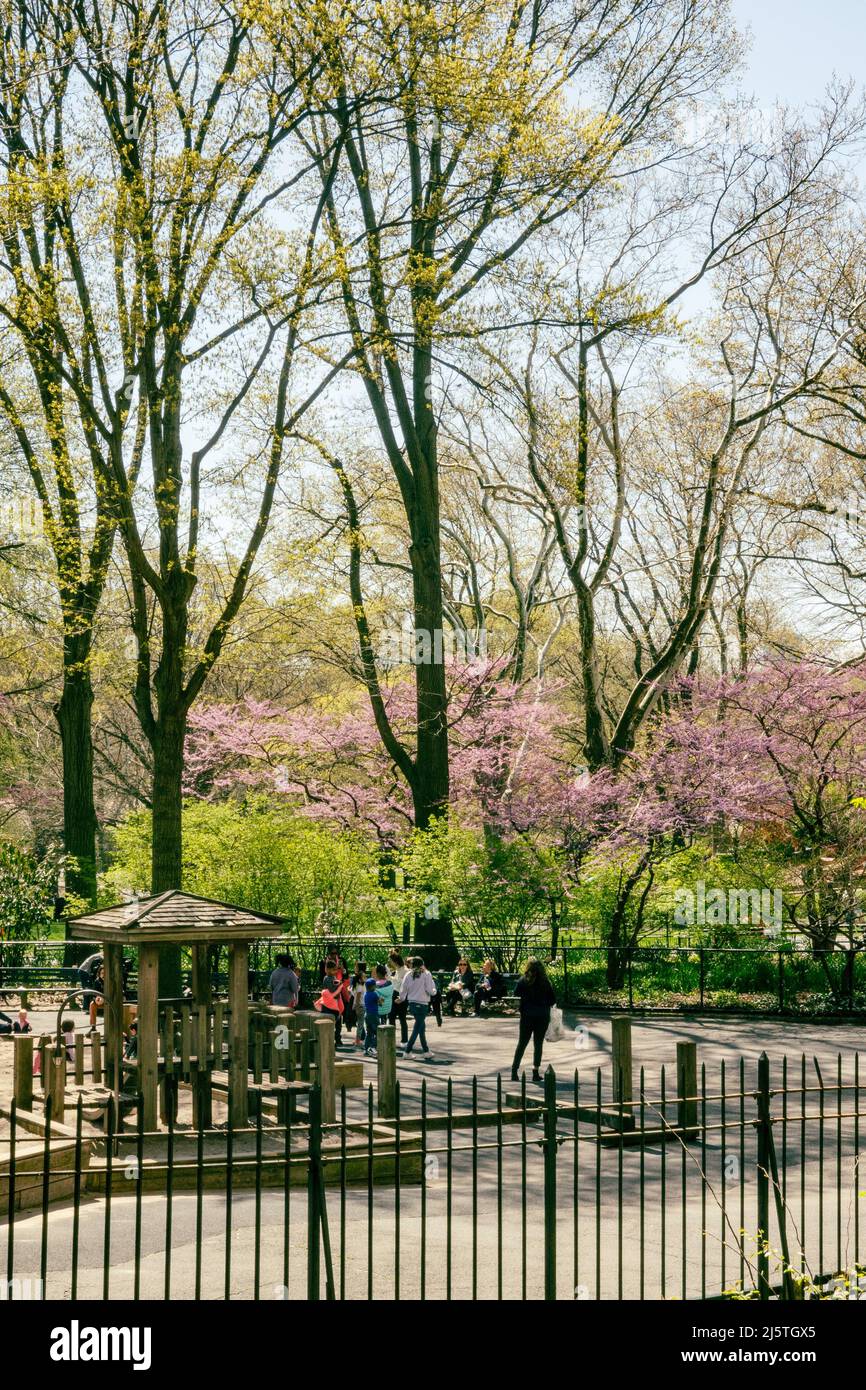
[5,892,365,1141]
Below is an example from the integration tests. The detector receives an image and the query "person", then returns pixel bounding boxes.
[317,946,337,983]
[269,954,299,1008]
[387,951,409,1045]
[510,958,556,1085]
[351,963,368,1047]
[473,959,506,1016]
[77,950,103,1006]
[124,1019,139,1060]
[0,1009,11,1035]
[373,963,394,1039]
[318,958,345,1046]
[59,1018,75,1063]
[445,959,476,1016]
[363,977,380,1055]
[399,956,435,1059]
[13,1008,31,1034]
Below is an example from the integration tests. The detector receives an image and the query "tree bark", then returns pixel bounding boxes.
[150,708,186,997]
[410,526,450,830]
[54,666,98,906]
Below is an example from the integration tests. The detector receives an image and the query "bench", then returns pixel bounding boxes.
[440,971,521,1017]
[0,966,81,1007]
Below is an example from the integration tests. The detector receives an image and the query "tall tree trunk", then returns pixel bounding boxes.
[150,708,186,996]
[411,551,450,828]
[409,445,449,830]
[151,711,186,894]
[54,665,98,907]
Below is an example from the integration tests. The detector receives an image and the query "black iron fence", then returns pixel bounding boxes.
[3,938,865,1017]
[2,1050,864,1300]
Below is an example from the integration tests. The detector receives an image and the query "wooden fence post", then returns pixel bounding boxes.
[13,1033,33,1110]
[677,1041,698,1135]
[377,1025,397,1119]
[313,1015,336,1124]
[49,1051,66,1124]
[90,1028,102,1085]
[611,1017,633,1116]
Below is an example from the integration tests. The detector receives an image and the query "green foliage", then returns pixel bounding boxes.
[400,820,558,970]
[0,838,57,942]
[102,799,399,942]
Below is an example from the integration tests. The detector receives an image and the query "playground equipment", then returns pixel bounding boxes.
[65,890,287,1131]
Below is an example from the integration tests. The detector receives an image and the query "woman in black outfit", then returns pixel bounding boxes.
[510,958,556,1084]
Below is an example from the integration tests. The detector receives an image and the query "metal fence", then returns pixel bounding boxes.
[3,938,864,1018]
[2,1050,863,1300]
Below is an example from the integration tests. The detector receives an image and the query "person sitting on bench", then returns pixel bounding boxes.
[473,959,506,1015]
[77,950,103,1007]
[445,959,476,1015]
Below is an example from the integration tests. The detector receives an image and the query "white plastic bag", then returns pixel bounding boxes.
[546,1005,564,1042]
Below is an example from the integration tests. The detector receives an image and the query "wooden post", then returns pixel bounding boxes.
[377,1025,397,1119]
[213,1002,225,1066]
[228,943,250,1129]
[38,1034,49,1090]
[269,1028,281,1082]
[195,1003,212,1129]
[48,1051,66,1124]
[90,1028,102,1085]
[104,942,124,1095]
[74,1032,85,1086]
[180,1006,192,1078]
[611,1017,633,1115]
[313,1015,336,1124]
[13,1033,33,1110]
[137,943,160,1132]
[191,944,211,1005]
[677,1040,698,1135]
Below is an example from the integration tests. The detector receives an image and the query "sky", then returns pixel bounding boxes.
[732,0,866,105]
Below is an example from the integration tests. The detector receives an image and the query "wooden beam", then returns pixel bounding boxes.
[228,943,249,1129]
[104,943,124,1095]
[137,943,160,1132]
[90,1029,102,1085]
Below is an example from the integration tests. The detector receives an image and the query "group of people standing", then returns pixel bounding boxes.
[318,951,440,1059]
[266,944,560,1082]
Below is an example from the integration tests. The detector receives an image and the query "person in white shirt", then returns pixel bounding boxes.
[388,950,409,1045]
[398,956,435,1058]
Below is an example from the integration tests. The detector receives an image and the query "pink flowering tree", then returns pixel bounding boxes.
[704,661,866,995]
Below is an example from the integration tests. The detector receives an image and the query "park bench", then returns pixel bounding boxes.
[440,971,521,1017]
[0,965,81,1005]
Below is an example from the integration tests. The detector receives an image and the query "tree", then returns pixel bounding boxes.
[488,130,864,770]
[2,0,346,954]
[293,0,744,827]
[710,660,866,998]
[0,2,149,900]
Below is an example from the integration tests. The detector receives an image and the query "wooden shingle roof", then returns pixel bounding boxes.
[67,890,284,944]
